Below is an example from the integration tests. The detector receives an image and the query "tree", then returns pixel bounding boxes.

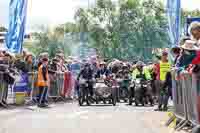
[181,9,200,34]
[25,26,70,58]
[0,26,7,32]
[74,0,169,60]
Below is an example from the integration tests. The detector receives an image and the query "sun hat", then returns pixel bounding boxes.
[181,40,199,50]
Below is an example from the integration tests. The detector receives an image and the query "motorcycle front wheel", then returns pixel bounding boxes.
[78,90,83,106]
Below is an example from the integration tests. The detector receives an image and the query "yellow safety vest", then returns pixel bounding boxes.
[160,61,171,81]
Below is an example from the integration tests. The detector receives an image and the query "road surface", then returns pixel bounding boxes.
[0,102,180,133]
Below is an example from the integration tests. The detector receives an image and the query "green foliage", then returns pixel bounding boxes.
[24,27,69,58]
[25,0,200,61]
[74,0,169,61]
[182,9,200,18]
[0,26,7,32]
[181,9,200,33]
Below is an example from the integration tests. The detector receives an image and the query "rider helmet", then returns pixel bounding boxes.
[136,61,144,67]
[122,63,128,69]
[84,62,90,67]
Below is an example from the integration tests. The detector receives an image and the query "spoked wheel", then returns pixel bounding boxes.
[96,97,99,104]
[86,88,90,106]
[129,96,133,105]
[140,98,145,106]
[142,103,145,106]
[135,96,140,106]
[124,99,128,103]
[112,95,116,106]
[103,99,106,104]
[116,87,120,103]
[86,100,90,106]
[112,88,117,106]
[122,87,129,103]
[135,101,139,106]
[129,88,134,105]
[78,97,83,106]
[78,90,83,106]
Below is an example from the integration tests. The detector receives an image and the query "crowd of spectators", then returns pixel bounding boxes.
[0,49,86,107]
[171,21,200,73]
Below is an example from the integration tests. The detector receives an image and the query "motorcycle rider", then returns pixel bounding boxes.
[132,61,151,80]
[132,61,153,105]
[95,62,111,79]
[77,62,94,98]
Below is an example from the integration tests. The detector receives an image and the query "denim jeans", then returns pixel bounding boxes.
[38,86,48,104]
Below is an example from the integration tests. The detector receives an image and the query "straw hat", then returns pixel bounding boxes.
[181,40,199,50]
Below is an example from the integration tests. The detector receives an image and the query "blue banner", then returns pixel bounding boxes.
[14,73,29,92]
[167,0,181,47]
[6,0,28,53]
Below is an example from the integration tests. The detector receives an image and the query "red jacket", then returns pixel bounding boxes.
[192,50,200,65]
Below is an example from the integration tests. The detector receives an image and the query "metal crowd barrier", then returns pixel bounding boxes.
[0,71,72,107]
[184,74,198,125]
[172,73,187,119]
[191,73,200,125]
[0,72,8,107]
[49,72,65,102]
[170,71,200,131]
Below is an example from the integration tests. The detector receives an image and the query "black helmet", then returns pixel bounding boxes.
[84,62,90,67]
[122,64,128,69]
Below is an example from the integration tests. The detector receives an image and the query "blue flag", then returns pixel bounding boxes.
[6,0,28,53]
[167,0,181,47]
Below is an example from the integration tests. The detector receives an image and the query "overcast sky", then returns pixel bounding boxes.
[0,0,200,31]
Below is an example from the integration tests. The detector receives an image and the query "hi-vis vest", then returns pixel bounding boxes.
[160,61,171,81]
[132,68,151,80]
[37,65,49,87]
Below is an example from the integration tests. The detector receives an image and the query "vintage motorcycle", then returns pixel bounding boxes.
[78,78,93,106]
[116,78,131,103]
[129,78,153,106]
[94,75,117,106]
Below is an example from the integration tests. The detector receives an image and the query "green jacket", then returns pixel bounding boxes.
[132,68,151,80]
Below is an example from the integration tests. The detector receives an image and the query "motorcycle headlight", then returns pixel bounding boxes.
[143,84,147,87]
[135,79,140,84]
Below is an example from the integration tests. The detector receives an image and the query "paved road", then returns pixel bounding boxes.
[0,102,174,133]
